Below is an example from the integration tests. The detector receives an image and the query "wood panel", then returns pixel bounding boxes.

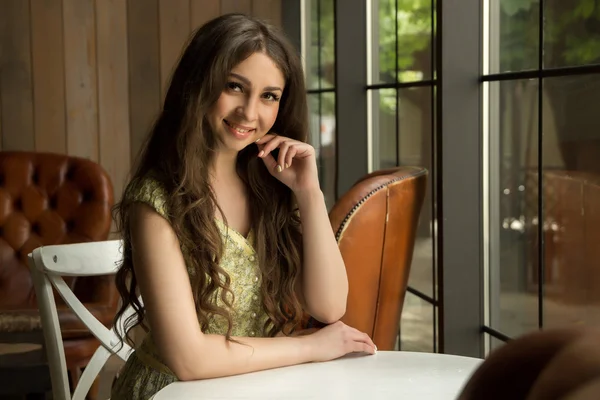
[252,0,282,26]
[190,0,221,31]
[0,0,283,201]
[127,0,160,164]
[96,0,130,202]
[221,0,252,14]
[0,0,34,151]
[0,89,2,150]
[63,0,98,161]
[158,0,191,100]
[30,0,66,155]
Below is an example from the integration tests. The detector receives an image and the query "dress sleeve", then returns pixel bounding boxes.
[126,175,170,220]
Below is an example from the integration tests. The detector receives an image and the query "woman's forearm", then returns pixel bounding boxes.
[295,188,349,323]
[173,334,312,381]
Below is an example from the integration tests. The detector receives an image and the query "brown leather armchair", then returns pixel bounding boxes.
[0,151,117,396]
[526,170,600,305]
[306,166,428,350]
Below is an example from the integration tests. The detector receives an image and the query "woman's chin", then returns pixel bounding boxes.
[218,138,255,155]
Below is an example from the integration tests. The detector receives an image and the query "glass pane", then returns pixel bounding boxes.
[319,0,335,90]
[489,0,539,73]
[396,0,433,82]
[488,79,540,338]
[398,87,434,296]
[544,1,600,68]
[371,0,433,84]
[371,0,396,84]
[308,94,320,147]
[306,0,335,90]
[306,0,319,90]
[308,93,336,210]
[319,91,336,209]
[371,88,397,169]
[400,292,435,352]
[542,74,600,329]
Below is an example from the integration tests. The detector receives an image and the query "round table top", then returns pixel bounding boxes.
[153,351,482,399]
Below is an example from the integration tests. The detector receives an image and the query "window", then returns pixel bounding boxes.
[303,0,336,209]
[298,0,600,357]
[484,0,600,348]
[368,0,437,352]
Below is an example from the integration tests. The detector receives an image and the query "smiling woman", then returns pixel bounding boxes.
[108,13,375,400]
[208,54,284,151]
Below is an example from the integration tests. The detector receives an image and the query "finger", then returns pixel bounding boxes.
[360,342,376,355]
[277,141,291,171]
[362,333,376,349]
[285,146,297,168]
[350,329,376,350]
[260,151,278,173]
[259,136,287,159]
[349,341,375,355]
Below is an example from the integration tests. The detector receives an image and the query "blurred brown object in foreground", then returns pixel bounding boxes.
[458,328,600,400]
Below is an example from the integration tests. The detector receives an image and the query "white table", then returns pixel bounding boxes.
[153,351,482,399]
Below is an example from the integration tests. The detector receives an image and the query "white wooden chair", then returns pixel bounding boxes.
[28,240,136,400]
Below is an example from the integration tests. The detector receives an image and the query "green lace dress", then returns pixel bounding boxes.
[110,176,269,400]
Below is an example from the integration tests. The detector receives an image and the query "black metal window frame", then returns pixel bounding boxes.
[335,0,487,356]
[365,0,439,353]
[305,0,338,200]
[286,0,491,357]
[480,0,600,345]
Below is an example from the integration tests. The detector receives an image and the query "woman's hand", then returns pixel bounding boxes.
[255,133,320,194]
[302,321,377,362]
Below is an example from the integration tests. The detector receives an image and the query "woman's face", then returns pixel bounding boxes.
[208,52,286,154]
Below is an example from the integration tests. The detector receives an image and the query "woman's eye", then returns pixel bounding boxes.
[263,92,280,102]
[226,82,243,92]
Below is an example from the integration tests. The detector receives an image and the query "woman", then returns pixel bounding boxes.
[110,13,376,400]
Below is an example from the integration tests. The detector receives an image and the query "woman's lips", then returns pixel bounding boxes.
[223,119,255,139]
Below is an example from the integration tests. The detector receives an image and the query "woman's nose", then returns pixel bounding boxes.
[236,98,258,122]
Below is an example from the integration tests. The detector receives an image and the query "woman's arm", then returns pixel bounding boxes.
[129,204,372,381]
[295,188,349,324]
[254,133,349,324]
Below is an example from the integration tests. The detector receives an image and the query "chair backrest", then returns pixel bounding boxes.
[331,166,427,350]
[28,239,135,400]
[0,151,114,310]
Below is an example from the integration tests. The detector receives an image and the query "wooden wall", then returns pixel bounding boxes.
[0,0,282,203]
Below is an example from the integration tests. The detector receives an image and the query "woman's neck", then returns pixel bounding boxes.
[211,149,241,185]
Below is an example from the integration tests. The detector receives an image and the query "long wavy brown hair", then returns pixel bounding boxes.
[112,14,308,346]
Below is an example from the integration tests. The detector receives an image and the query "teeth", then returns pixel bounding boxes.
[225,120,251,133]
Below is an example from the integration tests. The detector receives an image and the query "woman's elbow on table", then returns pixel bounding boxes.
[170,359,204,382]
[310,303,347,325]
[166,357,201,382]
[161,339,210,382]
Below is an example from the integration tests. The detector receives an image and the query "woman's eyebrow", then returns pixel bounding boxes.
[229,72,283,92]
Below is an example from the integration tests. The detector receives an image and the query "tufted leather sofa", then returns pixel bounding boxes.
[0,151,117,394]
[305,166,428,350]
